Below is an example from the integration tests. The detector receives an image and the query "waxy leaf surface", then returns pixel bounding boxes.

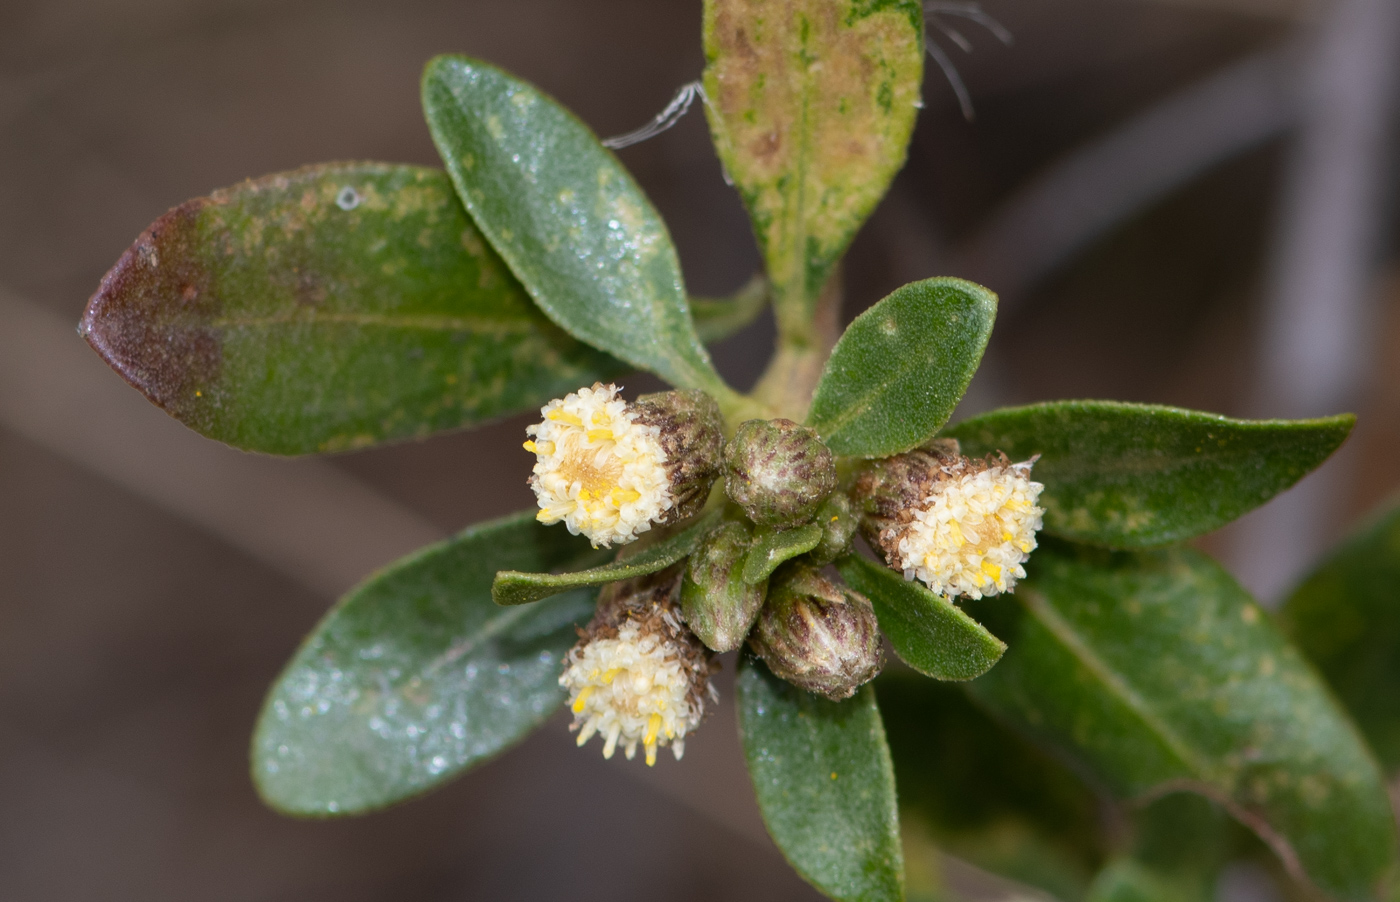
[1281,498,1400,771]
[742,522,824,584]
[492,510,721,606]
[703,0,922,324]
[253,511,607,815]
[837,554,1004,681]
[946,402,1354,547]
[808,279,996,458]
[80,163,622,455]
[967,541,1397,901]
[737,654,903,902]
[422,56,727,395]
[878,674,1105,901]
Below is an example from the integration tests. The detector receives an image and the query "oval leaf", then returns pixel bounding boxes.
[253,511,607,815]
[945,402,1354,547]
[742,522,824,584]
[737,654,904,902]
[966,541,1398,901]
[1281,498,1400,771]
[492,510,721,606]
[421,56,727,396]
[808,278,997,458]
[878,674,1105,901]
[837,555,1004,681]
[703,0,923,324]
[80,162,623,455]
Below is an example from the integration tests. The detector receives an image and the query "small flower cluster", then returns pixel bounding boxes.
[526,388,1045,764]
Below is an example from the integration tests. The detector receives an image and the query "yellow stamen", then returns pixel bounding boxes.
[645,741,658,767]
[982,561,1002,581]
[548,409,584,426]
[572,686,594,714]
[587,428,614,443]
[601,668,620,684]
[644,713,662,746]
[611,487,641,505]
[523,440,538,453]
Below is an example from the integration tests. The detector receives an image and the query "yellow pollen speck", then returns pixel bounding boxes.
[830,772,838,780]
[523,440,538,453]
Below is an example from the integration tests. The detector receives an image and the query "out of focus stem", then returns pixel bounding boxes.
[752,270,842,421]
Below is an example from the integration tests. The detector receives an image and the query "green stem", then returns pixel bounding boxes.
[752,269,842,421]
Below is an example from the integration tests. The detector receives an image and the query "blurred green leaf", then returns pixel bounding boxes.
[1281,498,1400,771]
[492,510,721,606]
[878,674,1105,901]
[808,279,996,458]
[945,402,1354,547]
[253,511,607,816]
[838,555,1004,681]
[737,654,904,902]
[742,522,824,584]
[702,0,923,329]
[692,275,769,344]
[967,541,1398,901]
[80,162,624,455]
[422,56,729,397]
[1085,794,1234,902]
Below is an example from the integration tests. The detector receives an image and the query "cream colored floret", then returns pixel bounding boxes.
[896,461,1045,599]
[560,620,707,766]
[525,383,673,547]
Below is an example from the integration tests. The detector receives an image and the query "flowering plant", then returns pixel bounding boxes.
[77,2,1399,900]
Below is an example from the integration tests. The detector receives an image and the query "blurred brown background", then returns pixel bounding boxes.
[1,0,1397,899]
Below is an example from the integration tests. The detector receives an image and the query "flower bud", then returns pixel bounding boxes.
[526,383,723,548]
[805,492,859,566]
[680,520,766,653]
[852,442,1044,600]
[748,564,882,700]
[560,568,717,766]
[723,418,838,528]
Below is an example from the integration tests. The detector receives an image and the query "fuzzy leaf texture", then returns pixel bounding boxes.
[742,522,825,584]
[945,402,1354,547]
[79,163,625,455]
[837,555,1004,681]
[492,510,721,606]
[807,278,996,457]
[422,56,728,396]
[1281,498,1400,772]
[878,675,1105,901]
[253,512,607,815]
[966,541,1399,901]
[737,654,904,902]
[702,0,923,322]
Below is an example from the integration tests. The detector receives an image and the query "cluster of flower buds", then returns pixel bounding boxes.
[528,387,1044,763]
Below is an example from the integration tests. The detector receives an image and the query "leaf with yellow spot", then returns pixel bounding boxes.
[703,0,923,332]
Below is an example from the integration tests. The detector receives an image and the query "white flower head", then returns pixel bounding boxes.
[525,383,674,548]
[892,456,1045,599]
[560,574,715,766]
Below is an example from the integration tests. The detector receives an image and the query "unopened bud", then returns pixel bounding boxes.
[680,520,766,652]
[805,492,858,566]
[748,565,882,700]
[852,440,1044,600]
[723,418,837,528]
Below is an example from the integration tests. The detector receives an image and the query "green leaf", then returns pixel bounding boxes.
[80,162,624,455]
[945,402,1354,548]
[878,674,1105,901]
[966,541,1398,901]
[742,522,824,584]
[837,555,1004,681]
[253,511,607,816]
[808,279,996,458]
[692,275,769,344]
[422,56,729,397]
[1281,498,1400,771]
[1085,794,1235,902]
[492,510,721,606]
[702,0,923,329]
[737,654,904,902]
